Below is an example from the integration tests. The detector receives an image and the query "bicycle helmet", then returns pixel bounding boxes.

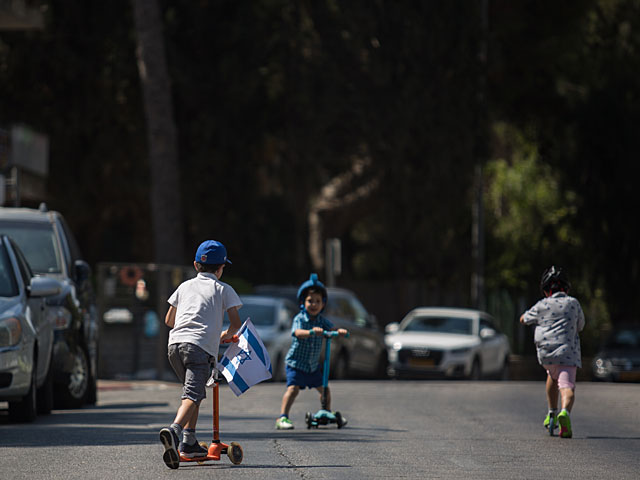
[540,266,571,294]
[297,273,328,311]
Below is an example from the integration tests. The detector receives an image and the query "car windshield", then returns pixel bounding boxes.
[0,244,19,297]
[0,222,62,274]
[606,328,640,349]
[224,303,276,327]
[404,315,473,335]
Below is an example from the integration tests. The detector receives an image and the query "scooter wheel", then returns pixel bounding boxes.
[227,442,243,465]
[335,411,345,429]
[305,411,312,429]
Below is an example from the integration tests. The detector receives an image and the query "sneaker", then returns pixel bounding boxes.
[543,412,556,429]
[159,427,180,469]
[558,410,572,438]
[335,412,348,428]
[276,416,294,430]
[180,441,209,459]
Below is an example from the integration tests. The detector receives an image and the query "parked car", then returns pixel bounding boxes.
[0,234,63,421]
[385,307,510,380]
[592,325,640,382]
[254,284,387,379]
[220,295,298,382]
[0,204,98,408]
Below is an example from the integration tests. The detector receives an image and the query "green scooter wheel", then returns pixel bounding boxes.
[335,411,345,429]
[305,411,312,429]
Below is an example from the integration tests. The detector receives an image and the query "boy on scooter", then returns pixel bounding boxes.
[276,274,348,430]
[159,240,243,468]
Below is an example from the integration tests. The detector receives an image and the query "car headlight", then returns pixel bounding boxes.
[47,307,72,330]
[451,347,471,355]
[594,357,613,375]
[0,317,22,347]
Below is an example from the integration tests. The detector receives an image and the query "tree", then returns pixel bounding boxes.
[131,0,184,264]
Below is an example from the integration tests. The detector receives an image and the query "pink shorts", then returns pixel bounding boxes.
[544,365,577,389]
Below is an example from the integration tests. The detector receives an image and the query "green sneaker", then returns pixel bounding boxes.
[276,416,294,430]
[558,410,572,438]
[543,411,556,429]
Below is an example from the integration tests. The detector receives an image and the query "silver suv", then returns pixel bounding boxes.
[0,204,98,408]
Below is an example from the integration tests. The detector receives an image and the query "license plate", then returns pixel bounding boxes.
[408,357,435,367]
[618,371,640,381]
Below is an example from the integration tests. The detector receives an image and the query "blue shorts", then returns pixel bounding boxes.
[286,365,323,389]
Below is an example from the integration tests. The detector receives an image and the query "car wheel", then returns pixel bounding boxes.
[85,345,98,405]
[55,346,89,409]
[36,357,54,414]
[376,351,389,379]
[9,357,38,422]
[331,352,349,380]
[468,358,481,381]
[272,354,285,382]
[499,356,510,381]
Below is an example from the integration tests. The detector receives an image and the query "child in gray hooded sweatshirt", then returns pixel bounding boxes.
[520,266,585,438]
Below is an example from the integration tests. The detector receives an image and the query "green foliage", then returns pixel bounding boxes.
[484,123,579,291]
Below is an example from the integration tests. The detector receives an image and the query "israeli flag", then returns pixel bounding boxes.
[220,318,272,396]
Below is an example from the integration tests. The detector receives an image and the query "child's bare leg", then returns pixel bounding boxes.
[173,398,198,427]
[281,385,300,417]
[316,386,331,410]
[559,387,575,412]
[183,403,200,430]
[546,374,559,410]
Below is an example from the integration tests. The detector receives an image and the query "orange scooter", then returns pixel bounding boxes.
[179,335,243,466]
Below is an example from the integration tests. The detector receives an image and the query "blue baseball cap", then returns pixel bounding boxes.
[195,240,232,265]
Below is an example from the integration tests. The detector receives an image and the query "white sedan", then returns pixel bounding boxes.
[385,307,510,380]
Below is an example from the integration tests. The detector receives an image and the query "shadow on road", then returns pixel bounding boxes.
[178,463,351,471]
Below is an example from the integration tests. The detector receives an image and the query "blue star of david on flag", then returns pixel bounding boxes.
[219,318,272,396]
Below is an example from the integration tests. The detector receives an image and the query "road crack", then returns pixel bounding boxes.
[272,439,308,478]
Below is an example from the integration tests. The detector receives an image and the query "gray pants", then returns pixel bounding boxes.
[168,343,214,404]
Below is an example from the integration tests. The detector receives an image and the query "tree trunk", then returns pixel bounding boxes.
[131,0,184,264]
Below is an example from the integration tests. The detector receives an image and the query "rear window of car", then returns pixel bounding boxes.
[224,302,276,327]
[0,244,19,297]
[608,329,640,349]
[0,222,62,274]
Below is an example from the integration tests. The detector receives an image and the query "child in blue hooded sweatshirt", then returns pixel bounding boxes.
[275,274,348,429]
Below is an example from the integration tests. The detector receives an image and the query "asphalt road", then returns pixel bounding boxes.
[1,380,639,479]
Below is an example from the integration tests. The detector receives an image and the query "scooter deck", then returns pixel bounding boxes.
[179,441,243,465]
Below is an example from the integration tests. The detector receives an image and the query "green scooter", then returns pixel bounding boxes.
[305,330,348,429]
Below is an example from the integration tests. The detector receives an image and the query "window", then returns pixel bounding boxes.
[405,316,473,335]
[10,239,33,287]
[0,222,62,274]
[0,243,19,297]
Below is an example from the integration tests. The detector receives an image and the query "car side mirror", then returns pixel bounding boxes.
[480,328,496,340]
[29,276,63,297]
[385,322,400,334]
[74,260,91,283]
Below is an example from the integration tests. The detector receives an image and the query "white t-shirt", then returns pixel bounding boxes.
[167,272,242,357]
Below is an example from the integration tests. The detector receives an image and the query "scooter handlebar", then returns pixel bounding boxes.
[321,330,349,338]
